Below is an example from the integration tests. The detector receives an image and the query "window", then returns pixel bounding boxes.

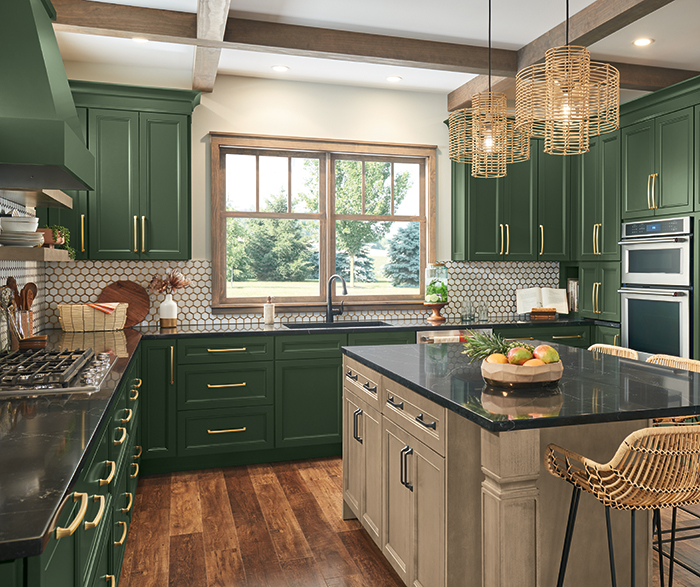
[210,134,436,310]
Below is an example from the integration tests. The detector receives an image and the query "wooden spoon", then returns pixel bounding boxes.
[6,277,20,310]
[24,282,37,310]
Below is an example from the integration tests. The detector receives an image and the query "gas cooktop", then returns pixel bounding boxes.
[0,348,117,398]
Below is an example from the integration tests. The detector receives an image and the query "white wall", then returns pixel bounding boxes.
[63,63,453,260]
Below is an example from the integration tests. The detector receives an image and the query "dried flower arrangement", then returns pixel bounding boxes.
[147,268,191,296]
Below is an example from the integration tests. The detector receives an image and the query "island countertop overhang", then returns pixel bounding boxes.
[342,342,700,432]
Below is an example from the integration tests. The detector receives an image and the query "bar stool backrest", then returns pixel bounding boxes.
[646,354,700,372]
[588,343,639,360]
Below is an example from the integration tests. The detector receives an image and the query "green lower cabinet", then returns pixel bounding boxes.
[579,262,621,322]
[493,324,591,349]
[275,358,343,448]
[141,340,177,460]
[178,406,274,456]
[594,325,621,346]
[89,508,113,587]
[347,330,416,346]
[0,559,23,587]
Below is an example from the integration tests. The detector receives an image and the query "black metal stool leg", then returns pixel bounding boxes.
[669,507,678,587]
[557,486,582,587]
[655,509,665,587]
[605,506,618,587]
[631,510,636,587]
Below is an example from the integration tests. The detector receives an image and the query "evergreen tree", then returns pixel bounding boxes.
[308,248,376,283]
[226,218,254,282]
[383,223,420,287]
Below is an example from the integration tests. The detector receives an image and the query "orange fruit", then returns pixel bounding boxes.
[486,353,508,364]
[523,358,545,366]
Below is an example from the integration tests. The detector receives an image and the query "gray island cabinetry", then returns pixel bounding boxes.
[341,342,700,587]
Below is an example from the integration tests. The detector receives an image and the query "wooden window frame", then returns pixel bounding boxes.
[210,133,437,312]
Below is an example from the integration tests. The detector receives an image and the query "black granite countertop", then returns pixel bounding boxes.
[342,342,700,432]
[135,314,600,338]
[0,330,142,562]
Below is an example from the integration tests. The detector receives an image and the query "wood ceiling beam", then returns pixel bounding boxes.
[192,0,232,92]
[612,61,700,91]
[447,76,512,112]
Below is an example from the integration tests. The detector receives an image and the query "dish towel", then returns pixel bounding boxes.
[87,302,120,315]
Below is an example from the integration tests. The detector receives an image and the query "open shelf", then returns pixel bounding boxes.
[0,247,70,262]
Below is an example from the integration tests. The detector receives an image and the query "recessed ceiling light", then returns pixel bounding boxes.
[132,37,149,43]
[272,65,289,72]
[633,38,654,47]
[386,76,402,83]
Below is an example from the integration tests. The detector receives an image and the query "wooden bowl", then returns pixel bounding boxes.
[480,359,563,389]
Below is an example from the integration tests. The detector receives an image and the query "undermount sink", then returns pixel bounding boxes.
[284,321,391,329]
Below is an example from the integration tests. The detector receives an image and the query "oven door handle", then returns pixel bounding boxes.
[618,237,689,245]
[618,289,687,297]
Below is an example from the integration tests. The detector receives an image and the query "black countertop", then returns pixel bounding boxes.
[0,330,141,562]
[342,342,700,432]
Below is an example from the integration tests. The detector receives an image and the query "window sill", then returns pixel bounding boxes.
[211,300,430,314]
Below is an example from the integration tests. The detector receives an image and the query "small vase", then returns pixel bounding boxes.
[159,293,177,328]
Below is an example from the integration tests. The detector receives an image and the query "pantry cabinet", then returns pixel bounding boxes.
[622,107,694,219]
[141,340,177,460]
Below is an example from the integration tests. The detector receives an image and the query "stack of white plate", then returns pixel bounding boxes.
[0,217,42,247]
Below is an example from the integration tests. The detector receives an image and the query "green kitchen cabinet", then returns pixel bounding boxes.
[579,262,620,322]
[696,105,700,210]
[622,107,694,219]
[347,330,416,346]
[451,161,468,261]
[141,340,177,460]
[466,169,501,260]
[574,132,620,261]
[594,325,621,347]
[537,144,570,260]
[493,324,591,349]
[0,559,23,587]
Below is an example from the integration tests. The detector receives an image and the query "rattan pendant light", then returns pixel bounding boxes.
[448,0,530,177]
[515,0,619,155]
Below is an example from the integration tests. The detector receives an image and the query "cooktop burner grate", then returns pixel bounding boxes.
[0,348,95,387]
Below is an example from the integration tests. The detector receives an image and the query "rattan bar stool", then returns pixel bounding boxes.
[647,354,700,372]
[546,425,700,587]
[588,343,639,361]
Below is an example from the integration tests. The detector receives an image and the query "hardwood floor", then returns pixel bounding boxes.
[120,457,700,587]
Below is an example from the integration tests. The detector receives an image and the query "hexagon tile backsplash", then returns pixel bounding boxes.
[43,259,559,328]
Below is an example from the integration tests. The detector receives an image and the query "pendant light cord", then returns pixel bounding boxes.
[488,0,492,92]
[566,0,569,46]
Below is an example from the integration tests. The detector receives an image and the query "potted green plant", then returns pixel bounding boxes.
[38,225,76,259]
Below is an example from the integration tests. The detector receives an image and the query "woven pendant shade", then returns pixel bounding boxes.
[515,45,619,155]
[471,91,508,177]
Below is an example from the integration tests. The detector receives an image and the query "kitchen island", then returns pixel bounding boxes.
[341,342,700,587]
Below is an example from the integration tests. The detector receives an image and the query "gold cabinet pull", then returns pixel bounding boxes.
[121,408,133,424]
[99,460,116,486]
[80,214,85,253]
[651,173,658,208]
[596,282,602,314]
[133,216,138,252]
[133,378,143,388]
[106,575,115,587]
[141,216,146,252]
[130,463,139,479]
[499,224,504,255]
[114,427,127,446]
[592,224,597,255]
[505,337,534,341]
[170,345,174,385]
[552,335,582,339]
[539,224,544,256]
[208,427,247,434]
[207,382,246,388]
[84,495,106,530]
[596,224,602,255]
[505,223,510,255]
[56,492,88,539]
[130,388,139,401]
[134,445,142,459]
[614,334,619,346]
[207,347,247,353]
[114,521,128,547]
[122,492,134,514]
[647,174,652,209]
[592,283,596,314]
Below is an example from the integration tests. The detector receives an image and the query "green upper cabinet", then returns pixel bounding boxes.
[536,144,570,260]
[466,170,501,260]
[695,105,700,210]
[622,107,694,219]
[573,132,620,261]
[451,161,467,261]
[579,261,620,322]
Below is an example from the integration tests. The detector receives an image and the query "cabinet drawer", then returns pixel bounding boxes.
[343,356,382,410]
[108,385,129,463]
[495,325,591,348]
[178,406,274,456]
[543,325,591,348]
[177,362,273,410]
[178,336,273,364]
[276,333,347,360]
[347,330,416,346]
[381,377,445,457]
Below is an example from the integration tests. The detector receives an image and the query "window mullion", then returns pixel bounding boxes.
[324,153,334,289]
[255,155,260,212]
[287,157,292,212]
[391,161,395,215]
[361,160,365,215]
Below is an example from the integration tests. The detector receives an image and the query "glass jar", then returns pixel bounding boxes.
[425,263,449,303]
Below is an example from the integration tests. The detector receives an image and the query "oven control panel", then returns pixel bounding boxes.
[622,216,691,238]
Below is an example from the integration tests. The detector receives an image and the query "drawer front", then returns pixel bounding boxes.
[347,330,416,346]
[177,362,274,410]
[495,325,591,349]
[178,336,273,364]
[87,508,112,587]
[382,377,445,457]
[276,333,347,360]
[112,470,130,578]
[343,356,382,410]
[109,386,129,463]
[178,406,274,456]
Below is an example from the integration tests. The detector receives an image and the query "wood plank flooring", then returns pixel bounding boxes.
[120,457,700,587]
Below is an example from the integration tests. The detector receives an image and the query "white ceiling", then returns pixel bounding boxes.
[60,0,698,97]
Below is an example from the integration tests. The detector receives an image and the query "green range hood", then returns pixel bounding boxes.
[0,0,94,192]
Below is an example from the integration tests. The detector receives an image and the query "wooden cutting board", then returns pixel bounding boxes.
[97,281,150,328]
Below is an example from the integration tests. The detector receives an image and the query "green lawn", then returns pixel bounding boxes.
[227,280,419,298]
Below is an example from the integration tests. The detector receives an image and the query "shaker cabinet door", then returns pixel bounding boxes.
[655,108,694,215]
[621,120,655,219]
[537,147,569,260]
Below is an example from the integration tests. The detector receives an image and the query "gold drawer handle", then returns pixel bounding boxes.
[552,335,582,339]
[84,495,106,530]
[121,408,133,423]
[56,492,88,539]
[130,388,139,401]
[133,378,143,388]
[114,521,128,546]
[505,337,534,341]
[80,214,85,253]
[207,347,247,352]
[207,382,246,388]
[99,460,116,486]
[114,427,127,446]
[122,492,134,513]
[141,216,146,253]
[106,575,115,587]
[614,334,619,346]
[130,463,139,479]
[208,427,247,434]
[134,445,142,459]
